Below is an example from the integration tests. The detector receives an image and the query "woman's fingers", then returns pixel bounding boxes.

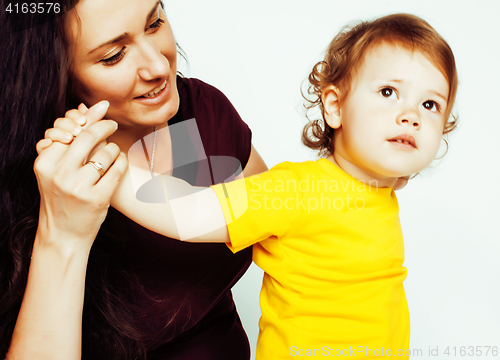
[82,142,121,184]
[95,151,128,195]
[64,120,118,167]
[36,138,53,155]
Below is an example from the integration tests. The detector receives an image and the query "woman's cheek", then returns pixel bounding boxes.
[92,71,136,103]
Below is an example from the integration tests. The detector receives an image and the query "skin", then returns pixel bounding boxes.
[42,0,266,175]
[69,0,179,138]
[9,106,127,360]
[322,43,449,188]
[10,0,267,359]
[84,43,451,244]
[38,45,437,248]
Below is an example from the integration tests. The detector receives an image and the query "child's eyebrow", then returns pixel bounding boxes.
[430,90,447,103]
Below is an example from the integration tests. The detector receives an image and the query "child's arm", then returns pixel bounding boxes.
[111,163,230,243]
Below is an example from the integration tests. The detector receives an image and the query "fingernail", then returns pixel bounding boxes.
[111,121,118,129]
[93,100,110,114]
[74,126,82,135]
[76,115,86,125]
[64,133,74,142]
[120,152,126,157]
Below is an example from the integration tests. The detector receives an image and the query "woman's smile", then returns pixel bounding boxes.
[134,77,171,106]
[68,0,180,132]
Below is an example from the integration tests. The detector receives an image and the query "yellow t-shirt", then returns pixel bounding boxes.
[212,159,410,359]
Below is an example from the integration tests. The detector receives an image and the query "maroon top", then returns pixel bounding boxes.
[105,77,253,359]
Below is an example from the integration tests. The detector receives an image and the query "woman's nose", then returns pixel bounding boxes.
[136,38,170,81]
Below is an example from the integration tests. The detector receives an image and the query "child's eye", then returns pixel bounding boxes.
[422,100,440,113]
[379,87,397,99]
[100,47,127,66]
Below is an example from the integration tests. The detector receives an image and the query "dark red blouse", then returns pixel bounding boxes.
[105,77,253,359]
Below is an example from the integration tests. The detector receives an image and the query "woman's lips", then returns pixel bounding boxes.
[134,78,170,105]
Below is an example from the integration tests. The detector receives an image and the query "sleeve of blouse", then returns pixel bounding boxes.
[211,162,302,253]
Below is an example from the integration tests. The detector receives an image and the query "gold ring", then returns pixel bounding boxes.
[88,160,105,177]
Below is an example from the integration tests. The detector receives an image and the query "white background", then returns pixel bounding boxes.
[164,0,500,358]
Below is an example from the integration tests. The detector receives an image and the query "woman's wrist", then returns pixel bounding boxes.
[34,224,94,262]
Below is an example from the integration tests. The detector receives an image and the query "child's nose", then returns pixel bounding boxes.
[396,109,421,129]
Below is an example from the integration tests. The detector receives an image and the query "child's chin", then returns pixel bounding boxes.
[378,160,422,177]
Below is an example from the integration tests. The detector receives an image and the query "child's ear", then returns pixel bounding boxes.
[321,85,342,129]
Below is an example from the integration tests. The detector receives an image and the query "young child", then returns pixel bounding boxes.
[41,13,457,359]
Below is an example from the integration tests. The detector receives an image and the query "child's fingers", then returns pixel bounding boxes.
[78,103,89,113]
[64,109,87,126]
[53,117,83,137]
[36,138,53,155]
[44,128,74,144]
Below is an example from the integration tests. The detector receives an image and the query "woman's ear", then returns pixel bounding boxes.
[321,85,342,129]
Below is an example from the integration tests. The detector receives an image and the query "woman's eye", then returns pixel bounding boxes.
[148,18,165,30]
[423,100,440,112]
[98,15,164,67]
[380,87,397,99]
[100,47,126,66]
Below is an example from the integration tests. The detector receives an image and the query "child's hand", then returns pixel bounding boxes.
[394,176,410,190]
[36,101,109,155]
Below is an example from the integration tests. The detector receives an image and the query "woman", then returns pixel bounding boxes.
[0,0,267,359]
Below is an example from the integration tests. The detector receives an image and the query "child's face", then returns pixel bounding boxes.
[325,43,449,186]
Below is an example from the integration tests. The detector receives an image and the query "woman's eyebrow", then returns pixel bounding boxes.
[87,1,161,56]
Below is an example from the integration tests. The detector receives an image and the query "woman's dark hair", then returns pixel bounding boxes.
[0,2,177,358]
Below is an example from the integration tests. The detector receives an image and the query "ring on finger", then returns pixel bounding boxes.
[87,160,106,177]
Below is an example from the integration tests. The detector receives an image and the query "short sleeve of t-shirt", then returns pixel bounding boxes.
[211,162,303,253]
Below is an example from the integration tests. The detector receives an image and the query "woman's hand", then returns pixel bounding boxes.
[37,102,106,156]
[34,101,128,249]
[7,102,128,360]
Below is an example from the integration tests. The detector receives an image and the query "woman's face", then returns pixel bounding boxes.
[68,0,179,131]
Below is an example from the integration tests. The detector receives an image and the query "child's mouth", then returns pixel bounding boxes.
[388,134,416,149]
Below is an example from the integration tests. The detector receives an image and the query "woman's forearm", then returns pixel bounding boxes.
[6,229,91,360]
[7,105,128,359]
